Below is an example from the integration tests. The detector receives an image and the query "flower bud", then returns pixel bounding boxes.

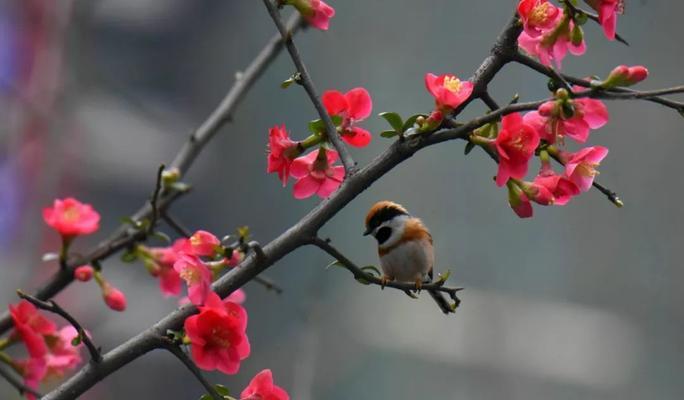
[161,167,181,186]
[74,265,94,282]
[601,65,649,88]
[570,25,584,46]
[102,284,127,312]
[507,182,533,218]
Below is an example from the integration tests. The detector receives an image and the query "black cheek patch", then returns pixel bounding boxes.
[375,227,392,245]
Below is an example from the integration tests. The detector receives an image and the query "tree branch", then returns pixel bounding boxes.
[512,51,684,113]
[0,365,43,399]
[261,0,357,174]
[308,237,463,303]
[17,291,102,363]
[162,340,223,400]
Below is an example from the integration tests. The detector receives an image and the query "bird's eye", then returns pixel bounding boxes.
[375,227,392,244]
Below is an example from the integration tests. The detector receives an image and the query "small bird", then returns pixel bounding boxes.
[364,201,454,314]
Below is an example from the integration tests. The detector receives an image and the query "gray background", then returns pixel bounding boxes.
[1,0,683,399]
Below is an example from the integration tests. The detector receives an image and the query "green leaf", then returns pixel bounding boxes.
[308,118,326,134]
[151,231,171,244]
[237,226,250,241]
[402,114,424,132]
[214,385,230,396]
[380,130,399,138]
[41,252,59,262]
[355,277,370,285]
[120,250,138,263]
[330,115,343,126]
[199,395,212,400]
[361,265,381,276]
[71,335,82,346]
[325,260,344,270]
[464,142,475,155]
[378,112,403,132]
[120,216,142,228]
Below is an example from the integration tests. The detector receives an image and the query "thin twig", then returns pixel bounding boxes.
[262,0,357,174]
[17,291,102,363]
[162,341,223,400]
[480,91,501,111]
[161,212,192,238]
[0,365,43,399]
[147,164,166,234]
[512,51,684,113]
[308,237,463,300]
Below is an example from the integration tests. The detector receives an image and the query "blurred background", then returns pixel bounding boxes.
[1,0,683,399]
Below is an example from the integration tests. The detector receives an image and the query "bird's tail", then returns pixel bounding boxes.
[428,289,458,314]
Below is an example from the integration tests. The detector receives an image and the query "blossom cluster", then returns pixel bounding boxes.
[267,87,373,199]
[517,0,624,68]
[7,301,84,399]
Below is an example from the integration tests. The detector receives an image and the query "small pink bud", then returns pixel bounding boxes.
[102,284,127,312]
[74,265,94,282]
[538,101,556,117]
[603,65,649,88]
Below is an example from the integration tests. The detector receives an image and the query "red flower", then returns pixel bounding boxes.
[524,97,608,144]
[147,239,187,297]
[561,146,609,192]
[533,172,580,205]
[267,125,298,186]
[517,12,585,69]
[102,283,127,312]
[9,301,57,358]
[44,326,83,378]
[184,291,250,374]
[517,0,561,37]
[241,369,290,400]
[15,357,46,400]
[494,113,540,186]
[290,148,345,199]
[174,254,213,305]
[322,87,373,147]
[584,0,623,40]
[42,197,100,238]
[424,73,474,111]
[74,265,94,282]
[289,0,335,30]
[182,230,221,257]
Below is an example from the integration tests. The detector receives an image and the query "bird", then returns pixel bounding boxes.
[364,200,454,314]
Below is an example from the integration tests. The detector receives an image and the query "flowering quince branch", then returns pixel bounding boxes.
[16,291,102,364]
[2,2,682,399]
[308,237,463,309]
[147,164,166,235]
[0,365,43,399]
[262,0,357,174]
[562,0,630,46]
[0,13,302,337]
[161,339,224,400]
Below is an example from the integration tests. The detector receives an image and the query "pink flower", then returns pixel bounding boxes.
[524,98,608,144]
[584,0,623,40]
[44,326,83,378]
[561,146,609,192]
[241,369,290,400]
[267,125,299,186]
[603,65,649,88]
[182,230,221,257]
[15,357,46,400]
[74,265,94,282]
[226,288,246,305]
[184,292,250,374]
[102,284,127,312]
[494,113,540,186]
[533,172,581,205]
[174,254,213,305]
[290,148,345,199]
[425,73,474,111]
[9,301,57,358]
[322,87,373,147]
[517,0,561,37]
[288,0,335,30]
[42,197,100,239]
[148,241,185,297]
[517,13,585,69]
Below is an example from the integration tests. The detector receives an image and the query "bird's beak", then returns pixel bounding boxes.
[363,228,372,236]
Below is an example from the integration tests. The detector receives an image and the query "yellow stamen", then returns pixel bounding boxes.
[530,2,553,25]
[443,76,462,93]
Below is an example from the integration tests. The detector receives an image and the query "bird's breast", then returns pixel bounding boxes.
[379,239,433,282]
